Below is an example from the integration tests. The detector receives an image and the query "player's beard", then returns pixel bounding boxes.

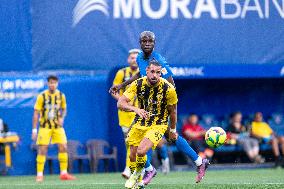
[148,77,159,86]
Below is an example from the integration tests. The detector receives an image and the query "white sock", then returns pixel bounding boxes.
[60,170,67,175]
[194,156,202,167]
[37,172,43,177]
[145,164,153,172]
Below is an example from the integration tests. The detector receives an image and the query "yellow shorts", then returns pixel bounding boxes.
[127,125,167,149]
[36,127,67,145]
[118,110,136,128]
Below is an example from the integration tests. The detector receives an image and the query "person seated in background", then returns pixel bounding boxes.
[228,112,264,163]
[250,112,284,167]
[0,118,9,155]
[269,114,284,166]
[0,118,9,135]
[182,114,213,160]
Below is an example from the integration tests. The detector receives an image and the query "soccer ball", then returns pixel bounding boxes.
[205,127,227,148]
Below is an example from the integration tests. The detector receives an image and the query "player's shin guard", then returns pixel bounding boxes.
[58,152,68,174]
[36,154,46,175]
[129,161,136,174]
[175,136,199,162]
[136,155,146,174]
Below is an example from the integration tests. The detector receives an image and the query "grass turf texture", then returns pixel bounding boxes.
[0,168,283,189]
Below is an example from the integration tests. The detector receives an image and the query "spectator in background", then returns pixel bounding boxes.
[251,112,284,167]
[228,112,264,163]
[182,114,214,160]
[269,114,284,166]
[0,118,9,135]
[0,118,9,155]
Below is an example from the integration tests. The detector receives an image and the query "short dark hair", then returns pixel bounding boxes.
[139,31,155,42]
[148,59,161,67]
[230,111,242,119]
[47,75,58,82]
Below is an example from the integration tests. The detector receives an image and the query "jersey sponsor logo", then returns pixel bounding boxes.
[73,0,284,27]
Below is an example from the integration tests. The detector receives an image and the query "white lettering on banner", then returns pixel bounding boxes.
[0,79,44,91]
[114,0,141,18]
[2,80,14,90]
[221,0,241,19]
[171,67,204,76]
[193,0,219,19]
[15,79,44,90]
[241,0,264,18]
[170,0,192,19]
[72,0,284,26]
[143,0,168,19]
[272,0,284,18]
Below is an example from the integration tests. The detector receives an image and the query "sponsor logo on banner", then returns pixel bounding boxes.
[171,67,204,77]
[73,0,284,26]
[0,79,45,107]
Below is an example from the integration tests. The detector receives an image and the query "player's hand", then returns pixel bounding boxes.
[58,117,64,127]
[109,84,122,94]
[169,131,178,141]
[31,132,37,141]
[134,108,149,119]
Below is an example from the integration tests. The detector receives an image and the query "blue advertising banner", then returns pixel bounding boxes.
[0,76,44,108]
[171,63,284,78]
[0,0,32,71]
[32,0,284,73]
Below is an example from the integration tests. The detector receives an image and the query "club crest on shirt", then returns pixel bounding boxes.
[161,68,167,75]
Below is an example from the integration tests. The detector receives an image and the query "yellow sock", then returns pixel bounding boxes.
[126,143,131,168]
[36,154,46,175]
[58,152,68,174]
[129,161,136,174]
[136,155,146,174]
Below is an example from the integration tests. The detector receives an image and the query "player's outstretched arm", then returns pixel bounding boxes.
[118,95,148,119]
[109,72,140,94]
[167,104,178,141]
[166,76,175,87]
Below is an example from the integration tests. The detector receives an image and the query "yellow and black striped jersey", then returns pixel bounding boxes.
[123,76,178,127]
[34,89,66,128]
[113,67,139,127]
[113,67,139,95]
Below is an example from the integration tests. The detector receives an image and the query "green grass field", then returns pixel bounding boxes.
[0,168,283,189]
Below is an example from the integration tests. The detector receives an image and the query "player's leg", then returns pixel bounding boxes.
[36,145,48,182]
[35,128,52,182]
[157,139,170,174]
[125,127,145,188]
[164,128,209,183]
[121,126,131,179]
[142,149,157,185]
[53,128,76,180]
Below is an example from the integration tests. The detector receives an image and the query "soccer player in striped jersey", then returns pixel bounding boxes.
[111,48,140,178]
[110,31,209,185]
[118,60,178,188]
[32,75,75,182]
